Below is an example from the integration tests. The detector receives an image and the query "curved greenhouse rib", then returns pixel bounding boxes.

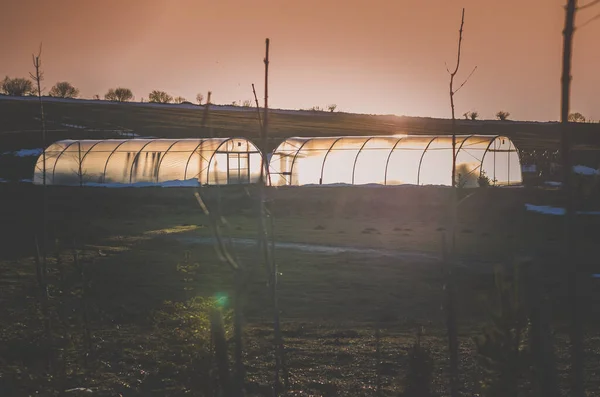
[288,138,312,186]
[480,136,501,184]
[416,136,437,186]
[78,140,103,165]
[384,136,406,185]
[207,138,234,184]
[319,137,344,184]
[154,139,182,182]
[102,140,129,183]
[51,140,77,182]
[128,140,155,183]
[184,140,206,181]
[351,137,374,185]
[455,134,476,158]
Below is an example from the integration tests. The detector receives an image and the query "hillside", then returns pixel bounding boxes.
[2,96,599,153]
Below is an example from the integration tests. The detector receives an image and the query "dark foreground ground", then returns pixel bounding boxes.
[1,184,600,396]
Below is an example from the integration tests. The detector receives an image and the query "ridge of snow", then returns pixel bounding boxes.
[2,148,43,157]
[573,165,600,176]
[525,203,600,216]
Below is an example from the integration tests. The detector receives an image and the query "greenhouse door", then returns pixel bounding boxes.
[227,153,250,184]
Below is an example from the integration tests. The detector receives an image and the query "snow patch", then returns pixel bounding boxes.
[573,165,599,176]
[522,164,537,173]
[525,204,600,216]
[61,123,87,129]
[0,178,7,183]
[2,148,43,157]
[545,181,562,187]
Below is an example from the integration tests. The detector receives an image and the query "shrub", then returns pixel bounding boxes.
[49,82,79,98]
[105,87,134,102]
[1,76,34,96]
[496,111,510,121]
[149,90,173,104]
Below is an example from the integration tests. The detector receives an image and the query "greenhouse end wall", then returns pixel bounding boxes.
[33,138,263,186]
[268,135,522,187]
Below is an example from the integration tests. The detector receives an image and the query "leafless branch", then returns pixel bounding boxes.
[194,192,239,270]
[578,0,600,10]
[577,12,600,28]
[448,9,465,78]
[252,83,263,131]
[453,66,478,95]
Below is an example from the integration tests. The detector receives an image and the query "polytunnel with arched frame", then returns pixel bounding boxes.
[33,138,264,186]
[268,135,522,187]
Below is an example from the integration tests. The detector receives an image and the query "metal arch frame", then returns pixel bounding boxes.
[351,137,374,185]
[454,134,476,161]
[184,139,208,181]
[416,136,438,186]
[78,140,103,166]
[128,140,156,183]
[205,137,237,184]
[101,140,129,183]
[154,139,184,182]
[479,135,503,186]
[199,137,260,185]
[51,140,78,183]
[319,137,344,185]
[34,141,65,182]
[383,136,407,185]
[288,138,313,186]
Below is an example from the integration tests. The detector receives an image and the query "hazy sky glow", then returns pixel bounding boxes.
[2,0,599,121]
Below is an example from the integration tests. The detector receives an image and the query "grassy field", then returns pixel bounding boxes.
[2,97,600,152]
[1,184,600,396]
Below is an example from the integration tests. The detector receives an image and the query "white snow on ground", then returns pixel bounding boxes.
[61,123,87,129]
[525,204,600,216]
[573,165,600,176]
[0,178,6,183]
[82,178,200,188]
[545,181,562,187]
[20,179,32,183]
[2,148,43,157]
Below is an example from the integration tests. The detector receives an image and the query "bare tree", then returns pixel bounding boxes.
[196,93,204,105]
[49,81,79,98]
[30,43,53,372]
[469,110,479,120]
[1,76,34,96]
[174,96,186,104]
[496,111,510,120]
[257,38,287,395]
[105,87,133,102]
[568,112,586,122]
[327,104,337,112]
[148,90,173,103]
[444,8,476,397]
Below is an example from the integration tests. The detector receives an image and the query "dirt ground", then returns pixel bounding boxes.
[1,184,600,396]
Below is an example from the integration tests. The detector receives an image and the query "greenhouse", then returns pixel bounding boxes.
[33,138,263,186]
[268,134,522,187]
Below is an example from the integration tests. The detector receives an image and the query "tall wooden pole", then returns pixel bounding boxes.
[561,1,583,396]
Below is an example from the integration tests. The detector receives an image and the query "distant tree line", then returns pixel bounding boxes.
[0,76,206,106]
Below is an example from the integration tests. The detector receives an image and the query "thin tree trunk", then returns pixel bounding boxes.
[561,1,584,396]
[446,10,466,397]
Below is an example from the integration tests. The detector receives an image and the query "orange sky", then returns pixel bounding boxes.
[2,0,599,121]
